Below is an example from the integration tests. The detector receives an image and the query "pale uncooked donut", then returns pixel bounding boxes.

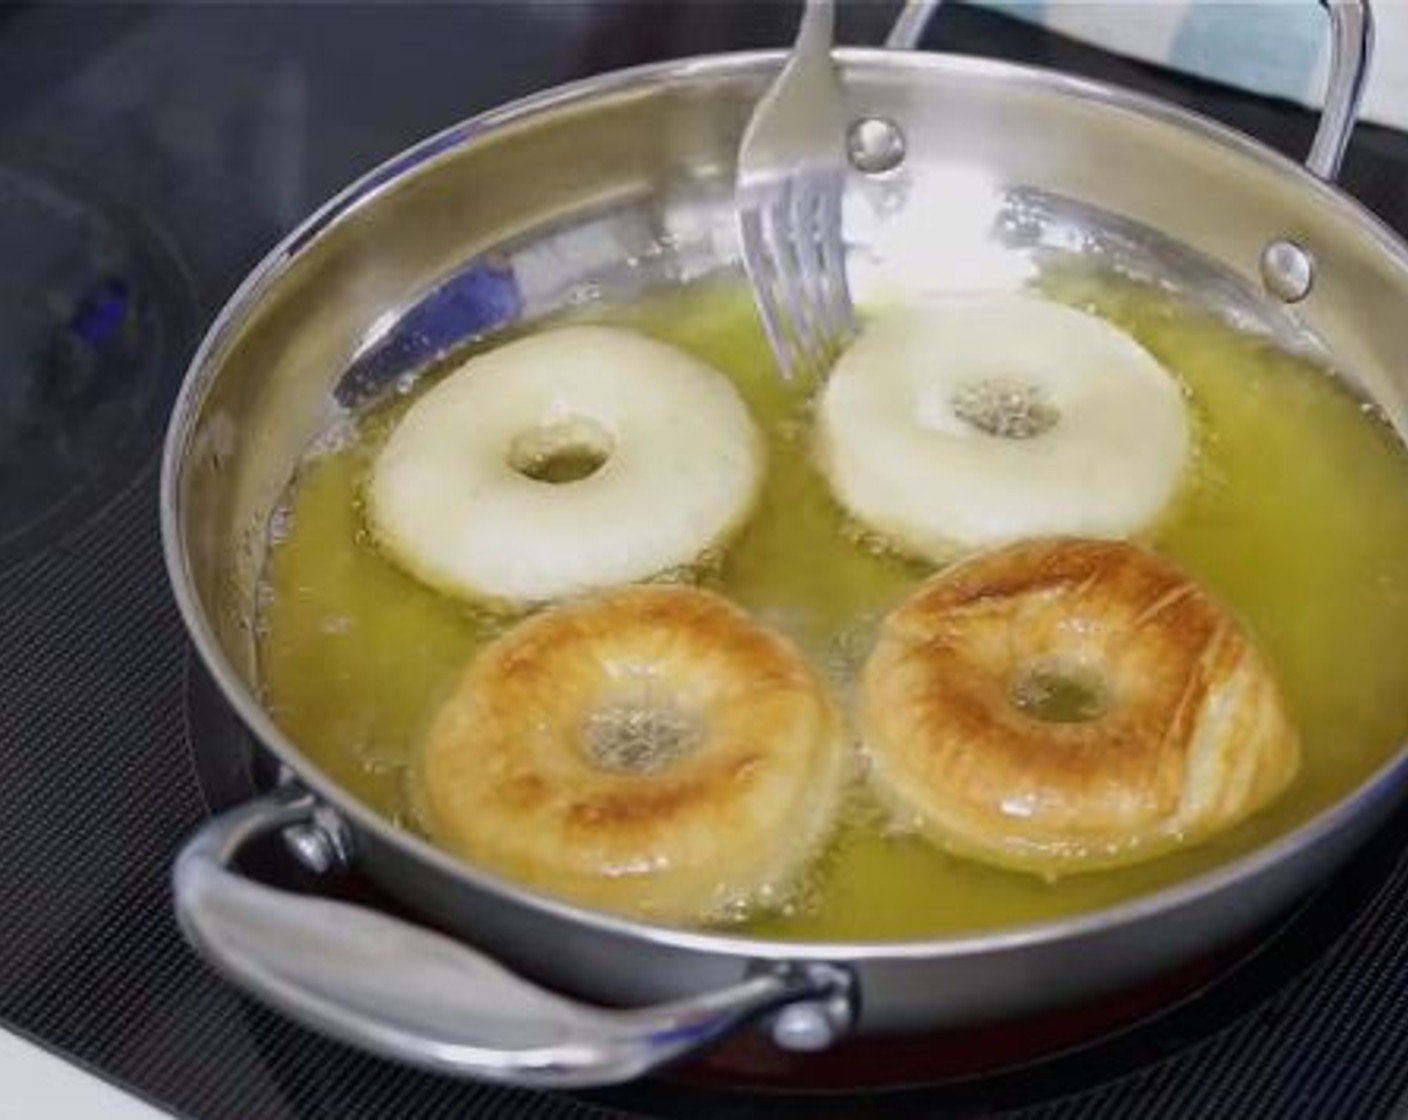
[816,295,1191,560]
[368,326,764,605]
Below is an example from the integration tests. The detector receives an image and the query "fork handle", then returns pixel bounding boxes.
[798,0,837,51]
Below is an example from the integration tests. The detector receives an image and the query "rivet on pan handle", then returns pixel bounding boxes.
[881,0,1374,185]
[171,785,857,1088]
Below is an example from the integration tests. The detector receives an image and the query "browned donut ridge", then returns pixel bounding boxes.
[860,538,1300,874]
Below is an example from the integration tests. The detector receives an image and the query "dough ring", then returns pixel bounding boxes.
[369,325,764,605]
[416,584,849,923]
[817,295,1191,561]
[860,537,1300,875]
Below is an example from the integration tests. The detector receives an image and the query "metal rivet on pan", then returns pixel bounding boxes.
[771,1001,843,1051]
[283,808,352,874]
[284,824,342,874]
[848,117,907,176]
[1260,239,1316,303]
[767,962,855,1052]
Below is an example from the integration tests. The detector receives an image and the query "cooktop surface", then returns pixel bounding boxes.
[5,3,1408,1118]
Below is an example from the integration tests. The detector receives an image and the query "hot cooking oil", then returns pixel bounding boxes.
[257,274,1408,939]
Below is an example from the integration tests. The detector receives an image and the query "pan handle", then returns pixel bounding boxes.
[880,0,1373,183]
[1309,0,1373,182]
[883,0,941,51]
[172,786,856,1088]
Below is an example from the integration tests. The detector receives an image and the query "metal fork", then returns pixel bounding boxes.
[736,0,854,380]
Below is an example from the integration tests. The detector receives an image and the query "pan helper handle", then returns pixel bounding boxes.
[1310,0,1373,181]
[171,785,857,1088]
[890,1,1373,181]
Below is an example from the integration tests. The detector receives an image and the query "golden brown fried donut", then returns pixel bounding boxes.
[860,538,1300,875]
[416,585,847,923]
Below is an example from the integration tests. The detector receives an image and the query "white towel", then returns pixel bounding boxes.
[969,0,1408,131]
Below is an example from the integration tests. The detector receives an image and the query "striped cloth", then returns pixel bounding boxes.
[970,0,1408,131]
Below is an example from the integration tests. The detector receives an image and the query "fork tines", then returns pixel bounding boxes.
[736,0,856,380]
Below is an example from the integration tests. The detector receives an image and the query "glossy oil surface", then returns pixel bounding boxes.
[258,276,1408,938]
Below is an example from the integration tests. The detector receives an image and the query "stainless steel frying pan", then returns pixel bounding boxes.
[162,0,1408,1088]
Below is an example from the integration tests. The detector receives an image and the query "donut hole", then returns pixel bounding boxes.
[507,417,615,484]
[581,691,704,775]
[950,378,1060,440]
[1009,661,1110,724]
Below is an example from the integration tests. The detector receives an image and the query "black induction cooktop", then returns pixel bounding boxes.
[5,3,1408,1118]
